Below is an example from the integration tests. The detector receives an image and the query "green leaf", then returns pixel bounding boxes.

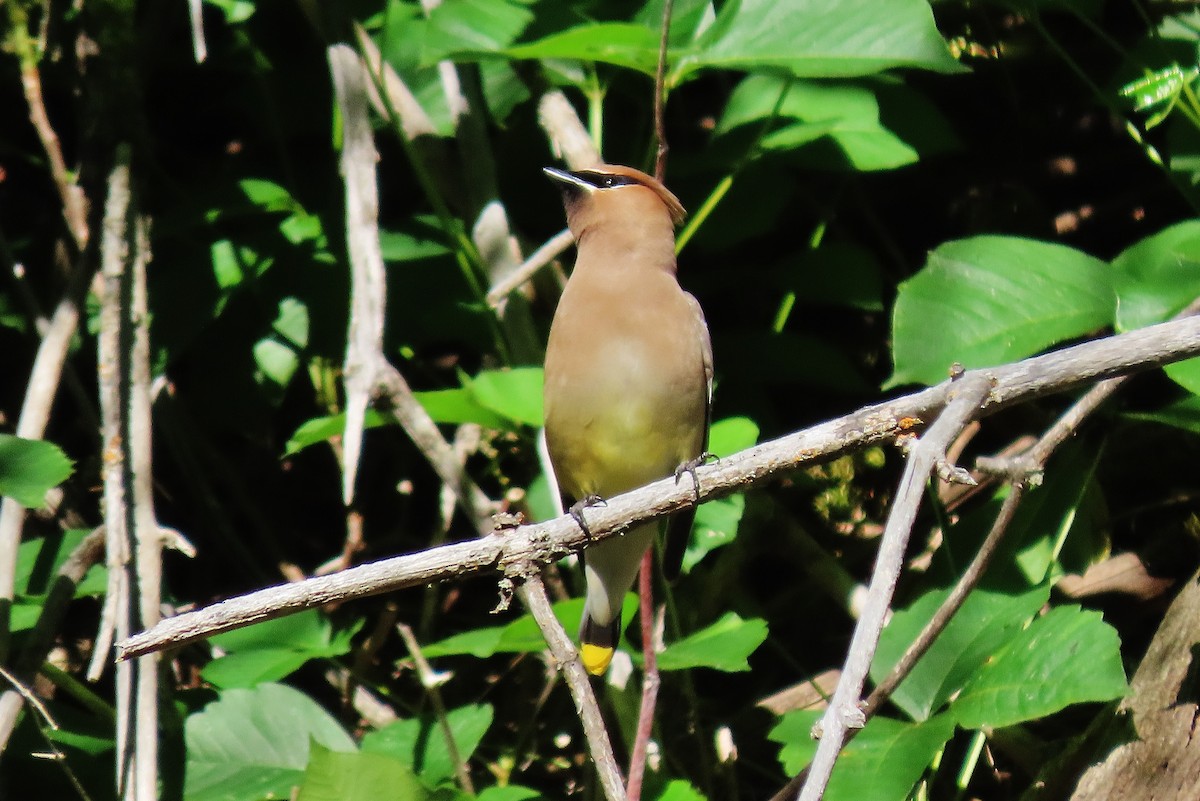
[43,703,116,755]
[185,683,355,801]
[684,493,745,573]
[239,178,300,213]
[1009,443,1104,585]
[654,780,707,801]
[674,0,963,83]
[273,296,309,348]
[1124,394,1200,433]
[1119,63,1199,126]
[422,598,592,659]
[466,367,544,427]
[477,788,543,801]
[634,0,716,47]
[417,625,507,660]
[0,434,74,508]
[888,236,1114,387]
[204,0,255,24]
[412,388,510,430]
[297,743,429,801]
[944,441,1104,590]
[707,416,760,459]
[505,23,662,76]
[950,606,1127,729]
[379,230,452,262]
[200,649,314,690]
[1111,220,1200,330]
[253,337,300,388]
[716,75,955,171]
[201,611,360,688]
[422,595,638,659]
[657,612,767,672]
[14,529,105,597]
[419,0,534,65]
[682,417,759,572]
[870,584,1051,721]
[770,712,955,801]
[1111,220,1200,394]
[285,409,392,457]
[12,530,107,632]
[362,704,493,784]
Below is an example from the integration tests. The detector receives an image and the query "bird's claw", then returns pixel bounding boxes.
[674,452,717,502]
[569,494,606,538]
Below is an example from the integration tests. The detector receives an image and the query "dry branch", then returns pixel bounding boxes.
[117,314,1200,660]
[798,373,994,801]
[330,44,387,508]
[776,299,1200,800]
[94,146,162,801]
[519,572,626,801]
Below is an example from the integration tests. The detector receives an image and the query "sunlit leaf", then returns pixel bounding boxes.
[871,584,1051,720]
[657,612,767,672]
[889,236,1114,387]
[770,712,955,801]
[674,0,963,82]
[1111,220,1200,393]
[297,744,428,801]
[202,611,361,688]
[362,704,493,784]
[683,417,758,572]
[467,367,544,427]
[0,434,73,508]
[185,684,355,801]
[950,606,1127,729]
[505,23,662,75]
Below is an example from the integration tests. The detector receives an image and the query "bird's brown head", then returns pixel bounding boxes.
[543,164,686,243]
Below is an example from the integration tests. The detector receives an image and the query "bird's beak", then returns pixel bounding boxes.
[543,167,594,192]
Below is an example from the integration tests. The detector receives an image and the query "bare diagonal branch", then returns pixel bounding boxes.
[116,315,1200,660]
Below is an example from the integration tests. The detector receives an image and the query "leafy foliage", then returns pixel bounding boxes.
[3,1,1199,800]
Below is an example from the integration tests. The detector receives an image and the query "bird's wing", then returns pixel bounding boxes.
[662,291,713,581]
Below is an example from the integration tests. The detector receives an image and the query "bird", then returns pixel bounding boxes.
[542,163,712,676]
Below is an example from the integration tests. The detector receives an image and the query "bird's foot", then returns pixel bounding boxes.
[674,452,718,502]
[569,494,606,538]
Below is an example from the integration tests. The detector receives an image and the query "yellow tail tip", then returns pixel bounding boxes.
[580,643,614,675]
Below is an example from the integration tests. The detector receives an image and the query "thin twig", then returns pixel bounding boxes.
[772,297,1200,801]
[652,0,674,182]
[92,150,134,685]
[485,228,574,308]
[538,90,602,169]
[126,210,161,801]
[627,559,663,801]
[376,363,496,532]
[328,44,495,529]
[94,146,162,801]
[397,622,476,794]
[117,314,1200,659]
[0,664,58,733]
[798,374,994,801]
[0,527,104,751]
[0,257,91,663]
[12,22,89,250]
[518,570,625,801]
[329,44,387,509]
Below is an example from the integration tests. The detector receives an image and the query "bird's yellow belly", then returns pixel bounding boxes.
[546,379,704,500]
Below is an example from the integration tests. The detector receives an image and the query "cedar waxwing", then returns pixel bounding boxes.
[542,163,712,676]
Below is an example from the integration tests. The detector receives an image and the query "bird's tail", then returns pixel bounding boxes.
[579,610,622,676]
